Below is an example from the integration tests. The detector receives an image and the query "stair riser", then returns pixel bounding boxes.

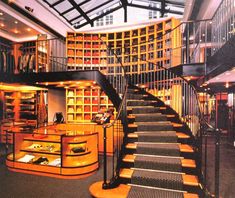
[134,116,167,122]
[127,137,187,144]
[128,136,177,143]
[137,125,173,131]
[132,108,161,114]
[127,101,155,106]
[127,94,144,100]
[121,162,196,175]
[124,149,195,160]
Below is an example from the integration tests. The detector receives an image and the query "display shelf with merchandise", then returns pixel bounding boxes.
[6,128,98,179]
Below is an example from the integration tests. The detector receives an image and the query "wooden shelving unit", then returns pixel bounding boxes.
[66,17,181,74]
[66,87,114,123]
[0,85,48,144]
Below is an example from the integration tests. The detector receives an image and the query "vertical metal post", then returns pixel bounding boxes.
[215,128,220,198]
[204,126,208,187]
[103,126,108,189]
[185,23,190,64]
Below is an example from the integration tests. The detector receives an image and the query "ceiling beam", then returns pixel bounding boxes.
[150,0,185,7]
[68,0,93,27]
[42,0,75,26]
[74,5,122,29]
[120,0,128,7]
[120,0,128,22]
[70,0,113,24]
[128,3,183,15]
[161,0,166,17]
[61,0,90,15]
[51,0,64,7]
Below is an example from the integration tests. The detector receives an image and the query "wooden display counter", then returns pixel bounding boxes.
[45,123,118,155]
[6,127,98,179]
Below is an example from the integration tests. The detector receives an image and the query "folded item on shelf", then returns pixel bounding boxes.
[40,145,55,152]
[27,143,42,149]
[48,158,61,167]
[32,157,49,165]
[18,154,35,163]
[71,145,86,153]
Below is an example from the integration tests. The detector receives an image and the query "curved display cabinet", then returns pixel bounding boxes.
[6,128,98,179]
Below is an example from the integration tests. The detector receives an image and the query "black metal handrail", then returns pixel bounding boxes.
[98,37,129,189]
[102,19,219,197]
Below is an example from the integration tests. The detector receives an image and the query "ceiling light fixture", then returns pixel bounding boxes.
[0,12,3,16]
[225,82,229,88]
[0,23,4,27]
[26,28,31,32]
[25,6,34,13]
[14,20,18,24]
[14,29,19,34]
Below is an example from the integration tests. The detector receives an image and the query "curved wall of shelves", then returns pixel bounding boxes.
[66,17,181,74]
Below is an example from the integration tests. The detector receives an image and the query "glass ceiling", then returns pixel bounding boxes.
[42,0,185,29]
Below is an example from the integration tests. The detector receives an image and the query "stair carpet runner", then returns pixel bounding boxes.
[124,89,198,198]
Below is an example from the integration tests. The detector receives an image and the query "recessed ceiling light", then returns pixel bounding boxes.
[26,28,31,32]
[0,12,3,16]
[14,21,18,24]
[0,23,4,27]
[14,29,19,34]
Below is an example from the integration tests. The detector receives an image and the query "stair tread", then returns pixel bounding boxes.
[128,132,190,139]
[123,154,196,168]
[126,143,194,153]
[89,182,199,198]
[127,106,166,110]
[120,168,199,186]
[128,122,183,128]
[128,114,175,118]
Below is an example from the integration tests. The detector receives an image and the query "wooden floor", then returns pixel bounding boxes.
[89,181,199,198]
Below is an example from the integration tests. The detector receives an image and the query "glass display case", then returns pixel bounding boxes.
[6,128,98,179]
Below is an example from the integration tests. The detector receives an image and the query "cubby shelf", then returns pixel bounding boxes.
[66,17,181,73]
[66,87,114,123]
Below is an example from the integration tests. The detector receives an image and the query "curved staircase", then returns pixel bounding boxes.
[90,87,201,198]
